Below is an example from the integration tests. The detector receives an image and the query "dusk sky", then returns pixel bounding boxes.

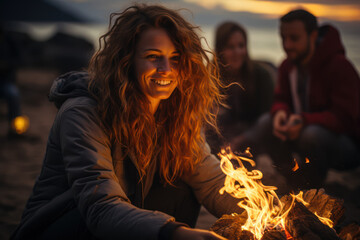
[48,0,360,71]
[185,0,360,21]
[51,0,360,25]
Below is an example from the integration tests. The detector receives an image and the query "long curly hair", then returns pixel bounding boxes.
[88,4,223,184]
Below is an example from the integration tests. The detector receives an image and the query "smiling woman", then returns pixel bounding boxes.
[134,28,179,114]
[11,3,244,240]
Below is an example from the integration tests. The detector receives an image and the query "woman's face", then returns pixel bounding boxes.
[134,27,179,109]
[221,31,247,72]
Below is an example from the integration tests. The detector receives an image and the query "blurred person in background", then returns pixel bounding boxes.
[233,9,360,194]
[11,4,243,240]
[0,25,29,138]
[206,21,275,155]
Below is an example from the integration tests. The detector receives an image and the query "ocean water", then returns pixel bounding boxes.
[200,26,360,74]
[18,22,360,74]
[200,26,285,66]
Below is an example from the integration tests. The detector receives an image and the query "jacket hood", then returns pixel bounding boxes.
[311,24,345,68]
[49,71,93,109]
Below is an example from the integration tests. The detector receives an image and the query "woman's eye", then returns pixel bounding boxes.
[171,55,180,63]
[146,55,160,60]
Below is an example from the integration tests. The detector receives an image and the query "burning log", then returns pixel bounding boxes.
[302,189,345,227]
[261,230,287,240]
[210,213,288,240]
[285,200,341,240]
[211,189,347,240]
[209,212,255,240]
[338,223,360,240]
[280,189,345,228]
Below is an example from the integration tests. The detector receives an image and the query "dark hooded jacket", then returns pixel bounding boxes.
[11,71,241,240]
[271,25,360,143]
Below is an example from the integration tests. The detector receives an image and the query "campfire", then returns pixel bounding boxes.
[210,147,360,240]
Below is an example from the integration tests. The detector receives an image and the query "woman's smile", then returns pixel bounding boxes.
[150,78,173,86]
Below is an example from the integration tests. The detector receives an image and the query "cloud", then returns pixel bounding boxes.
[183,0,360,21]
[257,0,360,5]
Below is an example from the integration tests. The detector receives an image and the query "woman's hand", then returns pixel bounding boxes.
[173,226,228,240]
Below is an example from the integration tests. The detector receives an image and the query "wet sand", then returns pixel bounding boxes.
[0,69,359,239]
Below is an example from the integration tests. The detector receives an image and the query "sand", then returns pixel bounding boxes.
[0,68,359,239]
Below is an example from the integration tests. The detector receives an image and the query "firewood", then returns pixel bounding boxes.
[329,199,346,227]
[210,212,255,240]
[236,230,255,240]
[304,189,345,227]
[211,189,345,239]
[279,194,294,215]
[305,188,330,214]
[210,213,247,232]
[338,223,360,240]
[285,200,341,240]
[280,189,345,227]
[303,189,318,202]
[261,230,287,240]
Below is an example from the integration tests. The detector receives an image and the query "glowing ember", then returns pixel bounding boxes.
[292,157,311,172]
[218,147,332,239]
[291,158,299,172]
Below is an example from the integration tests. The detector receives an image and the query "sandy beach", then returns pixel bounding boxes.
[0,68,359,239]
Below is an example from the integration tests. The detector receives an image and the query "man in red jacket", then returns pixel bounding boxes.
[235,9,360,193]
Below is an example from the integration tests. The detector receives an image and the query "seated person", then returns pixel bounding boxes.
[11,4,243,240]
[206,21,275,155]
[234,9,360,194]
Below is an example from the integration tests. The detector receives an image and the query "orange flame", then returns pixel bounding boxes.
[292,158,299,172]
[219,147,288,239]
[218,147,332,239]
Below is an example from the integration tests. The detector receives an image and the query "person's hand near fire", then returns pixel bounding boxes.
[173,226,227,240]
[273,110,304,141]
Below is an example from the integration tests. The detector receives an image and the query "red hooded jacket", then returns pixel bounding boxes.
[271,25,360,142]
